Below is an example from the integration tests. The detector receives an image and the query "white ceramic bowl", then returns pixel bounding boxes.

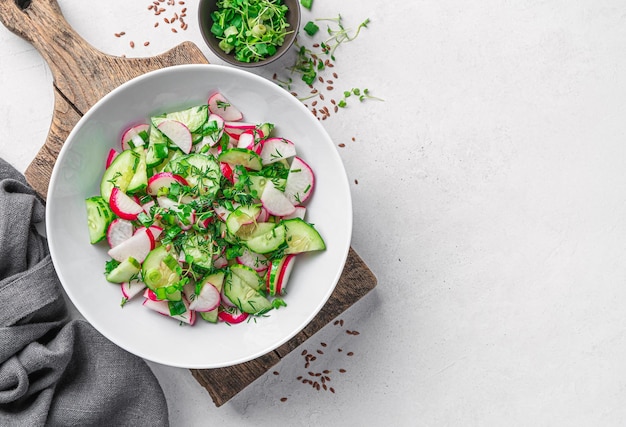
[46,64,352,369]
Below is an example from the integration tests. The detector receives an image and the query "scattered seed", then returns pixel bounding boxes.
[154,22,159,27]
[334,106,339,113]
[338,348,343,352]
[339,369,347,373]
[317,349,324,355]
[321,342,327,347]
[144,41,150,46]
[327,86,334,91]
[338,143,346,148]
[280,397,288,402]
[297,376,303,380]
[330,387,336,393]
[148,4,154,9]
[333,320,340,325]
[327,80,334,84]
[352,137,356,142]
[171,28,178,33]
[333,72,338,79]
[347,352,354,356]
[273,371,279,376]
[312,100,318,107]
[301,349,308,356]
[130,41,135,48]
[164,17,170,23]
[354,179,359,184]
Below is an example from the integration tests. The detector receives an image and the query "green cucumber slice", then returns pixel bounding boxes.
[100,148,143,202]
[151,105,208,133]
[244,224,286,254]
[223,271,272,315]
[235,221,277,241]
[126,148,148,194]
[146,124,169,167]
[106,257,140,283]
[141,245,181,291]
[225,205,261,235]
[282,218,326,254]
[218,148,263,171]
[181,232,220,272]
[85,196,114,244]
[230,264,264,292]
[165,153,220,197]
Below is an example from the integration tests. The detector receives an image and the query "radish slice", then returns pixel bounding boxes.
[189,282,220,312]
[220,162,234,183]
[259,138,297,165]
[143,288,159,301]
[106,148,118,169]
[107,227,155,263]
[142,298,196,325]
[121,280,147,300]
[281,206,306,220]
[107,218,134,248]
[260,180,296,216]
[157,119,193,154]
[257,206,270,222]
[147,172,189,196]
[284,157,315,205]
[121,123,149,150]
[142,199,155,215]
[224,121,256,140]
[109,187,144,220]
[208,92,243,121]
[218,308,249,324]
[147,225,163,240]
[213,254,228,269]
[236,130,263,154]
[237,248,269,272]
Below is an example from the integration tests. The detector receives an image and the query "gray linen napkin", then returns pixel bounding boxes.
[0,159,169,426]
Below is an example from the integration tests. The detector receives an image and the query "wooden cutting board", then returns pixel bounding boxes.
[0,0,377,406]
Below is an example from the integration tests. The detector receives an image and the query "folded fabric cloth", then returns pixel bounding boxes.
[0,159,169,426]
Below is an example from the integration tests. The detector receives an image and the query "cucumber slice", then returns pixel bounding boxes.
[230,264,264,292]
[106,257,140,283]
[267,254,295,296]
[223,271,272,315]
[218,148,263,171]
[235,221,277,241]
[198,271,225,323]
[165,153,220,197]
[146,124,169,167]
[244,224,286,254]
[126,148,148,194]
[181,232,220,272]
[152,105,208,133]
[141,245,181,291]
[85,196,114,244]
[282,218,326,254]
[225,205,261,235]
[100,148,143,202]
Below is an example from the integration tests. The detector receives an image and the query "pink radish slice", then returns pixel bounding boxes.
[142,298,196,325]
[208,92,243,121]
[257,206,270,222]
[281,206,306,220]
[236,131,263,154]
[109,187,144,220]
[218,309,249,324]
[214,204,233,222]
[224,121,256,140]
[220,162,234,183]
[148,225,163,240]
[206,113,225,146]
[106,148,118,169]
[107,227,155,263]
[157,119,193,154]
[121,280,147,300]
[213,254,228,269]
[260,180,296,216]
[189,282,220,312]
[259,137,297,165]
[275,255,295,294]
[237,248,269,272]
[107,218,134,248]
[284,157,315,205]
[121,123,149,150]
[132,226,159,248]
[147,172,189,196]
[143,288,159,301]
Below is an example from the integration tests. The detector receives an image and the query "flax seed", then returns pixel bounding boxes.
[333,72,338,79]
[320,94,325,100]
[347,352,354,356]
[273,371,279,375]
[338,143,345,148]
[327,86,334,91]
[148,4,154,9]
[164,17,170,23]
[318,76,324,83]
[301,349,307,356]
[171,28,178,33]
[280,397,288,402]
[144,41,150,46]
[330,387,336,393]
[355,179,359,184]
[114,33,121,37]
[334,106,339,113]
[339,368,346,373]
[154,22,159,27]
[352,137,356,142]
[321,342,327,347]
[327,80,334,84]
[130,41,135,48]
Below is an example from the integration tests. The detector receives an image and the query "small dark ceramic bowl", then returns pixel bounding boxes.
[198,0,300,67]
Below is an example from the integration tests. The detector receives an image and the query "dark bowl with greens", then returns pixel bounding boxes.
[198,0,300,67]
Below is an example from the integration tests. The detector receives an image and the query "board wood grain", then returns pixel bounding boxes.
[0,0,378,406]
